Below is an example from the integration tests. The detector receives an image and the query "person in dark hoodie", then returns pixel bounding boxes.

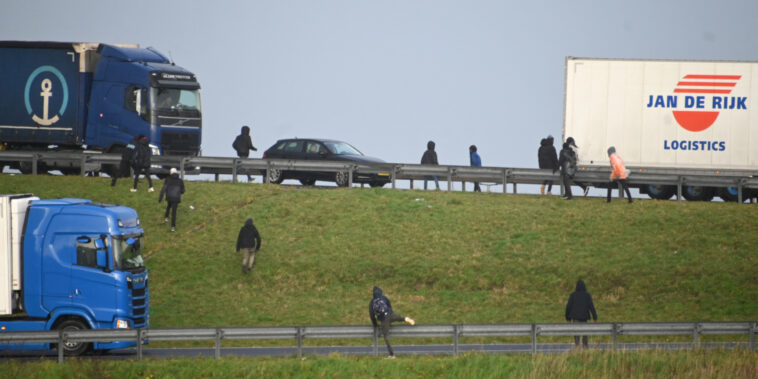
[369,286,415,359]
[111,135,138,187]
[420,140,440,190]
[565,137,589,196]
[130,135,154,192]
[158,168,186,232]
[236,218,262,274]
[232,125,257,182]
[557,141,577,200]
[538,135,559,195]
[565,279,598,348]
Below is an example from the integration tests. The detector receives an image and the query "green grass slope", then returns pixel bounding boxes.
[2,174,757,328]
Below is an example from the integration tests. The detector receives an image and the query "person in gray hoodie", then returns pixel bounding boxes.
[420,140,440,190]
[565,279,598,348]
[369,286,415,358]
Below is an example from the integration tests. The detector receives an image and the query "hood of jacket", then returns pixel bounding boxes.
[427,141,435,150]
[241,125,250,135]
[373,286,383,299]
[245,218,254,227]
[575,279,587,292]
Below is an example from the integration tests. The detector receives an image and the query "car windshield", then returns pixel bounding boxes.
[324,141,363,155]
[113,235,145,271]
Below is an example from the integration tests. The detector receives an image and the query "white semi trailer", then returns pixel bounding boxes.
[563,57,758,201]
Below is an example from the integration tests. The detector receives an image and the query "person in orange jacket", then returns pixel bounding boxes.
[607,146,632,203]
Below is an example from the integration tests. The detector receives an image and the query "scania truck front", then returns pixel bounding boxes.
[0,41,201,175]
[0,194,148,355]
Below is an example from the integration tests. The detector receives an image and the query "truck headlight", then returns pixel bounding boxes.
[116,319,130,329]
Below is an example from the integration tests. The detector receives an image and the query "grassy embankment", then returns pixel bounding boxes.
[1,174,756,376]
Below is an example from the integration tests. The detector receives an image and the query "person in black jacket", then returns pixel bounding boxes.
[557,142,577,200]
[420,140,440,190]
[565,279,598,348]
[369,286,415,359]
[131,135,154,192]
[236,218,262,274]
[538,135,559,195]
[111,135,138,187]
[158,168,185,232]
[232,125,257,182]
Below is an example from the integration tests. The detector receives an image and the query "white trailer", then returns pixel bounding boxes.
[0,194,38,315]
[563,57,758,200]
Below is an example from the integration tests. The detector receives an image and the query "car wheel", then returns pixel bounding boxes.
[335,171,350,187]
[267,168,284,184]
[55,319,90,356]
[299,178,316,186]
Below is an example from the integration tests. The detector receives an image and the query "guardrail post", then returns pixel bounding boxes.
[232,159,239,184]
[80,155,87,177]
[297,327,303,358]
[693,323,700,348]
[265,162,271,184]
[348,166,354,188]
[447,167,452,192]
[503,169,508,194]
[453,324,459,356]
[180,158,187,179]
[58,329,65,363]
[32,154,39,176]
[531,323,537,356]
[750,322,756,351]
[677,177,683,202]
[391,165,397,189]
[137,328,144,360]
[612,323,618,351]
[215,328,223,360]
[373,326,379,357]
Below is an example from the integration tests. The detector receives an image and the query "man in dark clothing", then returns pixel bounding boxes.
[565,279,598,348]
[111,136,138,187]
[538,135,559,195]
[131,135,154,192]
[420,140,440,190]
[232,125,257,182]
[369,286,415,358]
[158,168,185,232]
[236,218,262,274]
[565,137,589,196]
[557,142,577,200]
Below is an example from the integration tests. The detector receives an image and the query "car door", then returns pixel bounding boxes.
[303,140,330,180]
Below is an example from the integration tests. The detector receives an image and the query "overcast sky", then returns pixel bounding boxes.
[3,0,758,171]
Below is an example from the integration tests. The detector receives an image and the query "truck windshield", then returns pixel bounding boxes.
[113,235,146,271]
[151,87,202,127]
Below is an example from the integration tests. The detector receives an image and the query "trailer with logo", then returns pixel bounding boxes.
[563,57,758,201]
[0,41,202,175]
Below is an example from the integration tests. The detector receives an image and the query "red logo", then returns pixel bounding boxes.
[672,75,741,132]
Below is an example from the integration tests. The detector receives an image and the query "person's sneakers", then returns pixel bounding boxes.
[130,188,137,192]
[404,317,415,326]
[163,217,169,224]
[148,187,155,192]
[171,227,176,232]
[385,355,396,359]
[583,187,590,196]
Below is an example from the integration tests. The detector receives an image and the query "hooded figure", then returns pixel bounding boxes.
[236,218,262,274]
[420,141,440,190]
[111,135,139,187]
[538,136,559,195]
[369,286,415,358]
[232,125,257,158]
[159,167,186,231]
[130,135,154,192]
[565,279,598,347]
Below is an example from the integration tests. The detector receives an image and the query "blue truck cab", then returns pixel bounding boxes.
[0,41,201,173]
[0,194,148,355]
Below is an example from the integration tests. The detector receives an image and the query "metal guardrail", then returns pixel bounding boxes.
[0,322,755,363]
[2,151,758,202]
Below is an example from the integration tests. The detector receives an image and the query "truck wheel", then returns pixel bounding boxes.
[335,171,350,187]
[717,186,749,202]
[644,184,675,200]
[682,186,715,202]
[267,168,284,184]
[55,319,90,356]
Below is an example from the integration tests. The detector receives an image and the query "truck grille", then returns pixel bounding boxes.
[162,131,200,156]
[131,279,149,328]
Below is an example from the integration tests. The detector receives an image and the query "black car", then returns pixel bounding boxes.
[262,138,391,187]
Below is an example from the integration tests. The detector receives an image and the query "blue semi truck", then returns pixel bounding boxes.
[0,41,202,175]
[0,194,148,355]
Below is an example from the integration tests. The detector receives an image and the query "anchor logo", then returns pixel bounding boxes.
[24,66,69,126]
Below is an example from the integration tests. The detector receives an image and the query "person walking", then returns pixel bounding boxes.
[111,135,138,187]
[421,140,440,190]
[232,125,257,182]
[557,142,577,200]
[131,135,154,192]
[565,279,598,348]
[236,218,261,274]
[469,145,482,192]
[565,137,589,196]
[607,146,633,203]
[158,168,185,232]
[369,286,415,359]
[538,135,559,195]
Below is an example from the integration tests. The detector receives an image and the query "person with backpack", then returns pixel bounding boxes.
[236,218,261,274]
[232,125,257,182]
[111,135,138,187]
[131,135,154,192]
[158,168,186,232]
[369,286,415,358]
[565,279,598,348]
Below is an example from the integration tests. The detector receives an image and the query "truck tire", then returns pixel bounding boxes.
[335,171,350,187]
[682,186,715,202]
[644,184,675,200]
[717,186,749,202]
[55,319,90,356]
